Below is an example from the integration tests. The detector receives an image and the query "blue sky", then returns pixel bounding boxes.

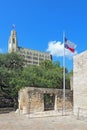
[0,0,87,71]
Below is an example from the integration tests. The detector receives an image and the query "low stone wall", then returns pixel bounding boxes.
[18,87,73,114]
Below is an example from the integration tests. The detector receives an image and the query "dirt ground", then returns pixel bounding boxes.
[0,110,87,130]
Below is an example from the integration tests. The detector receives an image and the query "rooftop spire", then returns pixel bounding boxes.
[12,24,15,30]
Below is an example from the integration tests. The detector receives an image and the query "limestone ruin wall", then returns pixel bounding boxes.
[73,51,87,115]
[18,87,73,114]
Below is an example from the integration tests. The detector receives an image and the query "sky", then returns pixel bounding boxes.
[0,0,87,72]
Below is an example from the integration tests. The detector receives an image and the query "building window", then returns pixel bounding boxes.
[33,57,38,60]
[27,56,32,59]
[39,57,44,60]
[33,61,38,65]
[13,38,15,43]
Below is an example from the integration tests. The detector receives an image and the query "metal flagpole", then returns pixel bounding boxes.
[63,32,66,114]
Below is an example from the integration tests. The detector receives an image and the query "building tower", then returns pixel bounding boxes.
[8,29,18,53]
[8,27,52,65]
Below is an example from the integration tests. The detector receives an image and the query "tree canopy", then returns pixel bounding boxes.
[0,53,71,107]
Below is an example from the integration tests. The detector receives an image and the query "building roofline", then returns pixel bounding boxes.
[18,46,51,55]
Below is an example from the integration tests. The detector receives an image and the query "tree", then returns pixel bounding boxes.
[20,60,69,89]
[0,53,24,108]
[0,54,71,108]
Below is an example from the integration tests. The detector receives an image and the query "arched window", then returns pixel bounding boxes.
[13,38,15,43]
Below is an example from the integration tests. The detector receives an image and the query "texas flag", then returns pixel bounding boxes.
[64,37,76,53]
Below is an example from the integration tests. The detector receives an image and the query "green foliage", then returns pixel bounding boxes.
[20,60,70,89]
[0,53,71,107]
[0,53,24,107]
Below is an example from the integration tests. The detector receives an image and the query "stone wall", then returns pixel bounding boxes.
[73,51,87,115]
[18,87,73,114]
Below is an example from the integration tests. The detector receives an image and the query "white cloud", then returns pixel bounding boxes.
[46,41,77,58]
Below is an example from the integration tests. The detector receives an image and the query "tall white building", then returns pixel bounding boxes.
[8,29,52,65]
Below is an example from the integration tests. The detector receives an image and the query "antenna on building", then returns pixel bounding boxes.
[12,24,15,30]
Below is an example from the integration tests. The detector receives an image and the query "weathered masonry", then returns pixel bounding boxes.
[18,87,73,114]
[73,51,87,115]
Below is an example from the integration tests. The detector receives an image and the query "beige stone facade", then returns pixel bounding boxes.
[8,29,52,65]
[18,87,73,114]
[73,51,87,115]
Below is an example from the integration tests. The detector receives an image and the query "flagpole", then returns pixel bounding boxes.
[63,32,66,114]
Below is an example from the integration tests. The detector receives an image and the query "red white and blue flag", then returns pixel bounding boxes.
[64,37,76,53]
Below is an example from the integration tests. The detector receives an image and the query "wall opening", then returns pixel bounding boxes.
[44,94,55,111]
[13,38,15,43]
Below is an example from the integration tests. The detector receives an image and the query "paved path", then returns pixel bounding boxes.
[0,111,87,130]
